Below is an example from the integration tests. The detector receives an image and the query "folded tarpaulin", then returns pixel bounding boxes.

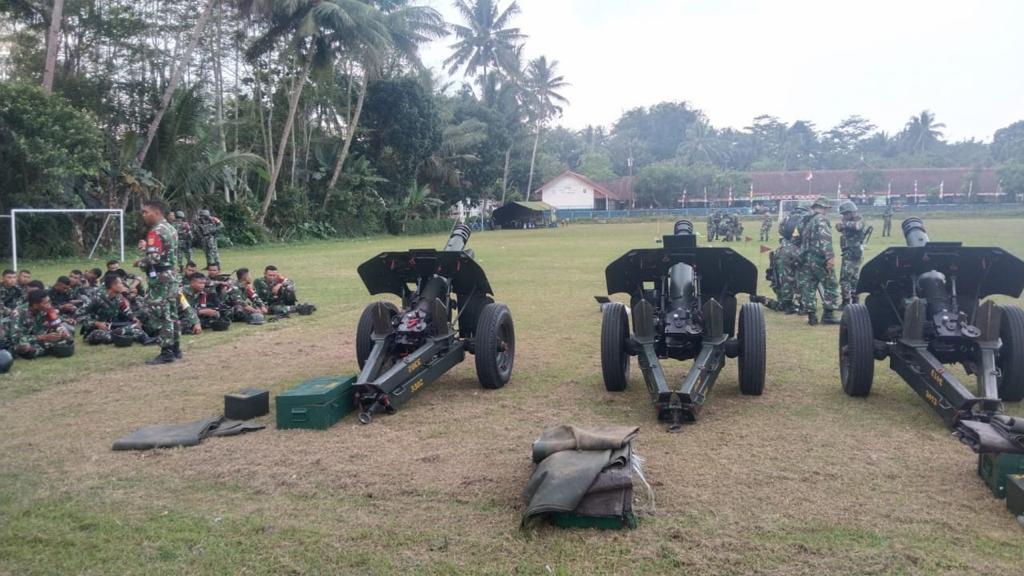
[954,416,1024,454]
[112,416,265,451]
[523,425,640,524]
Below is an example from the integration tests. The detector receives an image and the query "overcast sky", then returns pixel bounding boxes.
[419,0,1023,142]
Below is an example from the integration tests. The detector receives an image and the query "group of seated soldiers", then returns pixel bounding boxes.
[0,260,314,364]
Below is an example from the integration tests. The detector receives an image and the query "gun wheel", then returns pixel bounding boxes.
[356,301,399,370]
[738,302,766,395]
[840,303,874,397]
[601,302,631,392]
[998,304,1024,402]
[475,303,515,389]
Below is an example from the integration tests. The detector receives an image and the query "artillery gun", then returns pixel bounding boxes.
[599,220,766,431]
[840,218,1024,454]
[353,224,514,424]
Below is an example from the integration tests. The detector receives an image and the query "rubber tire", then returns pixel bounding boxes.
[840,303,874,397]
[998,304,1024,402]
[355,301,399,370]
[600,302,631,392]
[474,303,515,389]
[738,302,766,395]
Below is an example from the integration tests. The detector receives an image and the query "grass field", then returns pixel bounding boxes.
[2,216,1023,575]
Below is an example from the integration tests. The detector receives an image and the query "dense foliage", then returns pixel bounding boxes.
[0,1,1022,257]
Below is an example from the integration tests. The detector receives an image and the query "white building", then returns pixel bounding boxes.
[535,171,634,210]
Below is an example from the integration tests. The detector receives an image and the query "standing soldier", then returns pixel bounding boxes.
[776,206,808,314]
[196,209,223,267]
[759,212,772,242]
[170,210,193,273]
[138,198,181,365]
[882,203,894,237]
[835,201,868,308]
[706,212,716,241]
[799,197,841,326]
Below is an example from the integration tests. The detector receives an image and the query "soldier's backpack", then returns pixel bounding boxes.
[779,210,805,241]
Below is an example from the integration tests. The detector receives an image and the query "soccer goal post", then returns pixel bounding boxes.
[8,208,125,271]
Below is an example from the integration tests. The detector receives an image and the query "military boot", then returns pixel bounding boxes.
[146,347,176,365]
[821,310,841,325]
[807,312,819,326]
[173,342,182,360]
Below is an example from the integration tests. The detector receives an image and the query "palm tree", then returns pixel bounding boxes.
[323,0,446,208]
[444,0,525,82]
[401,182,444,231]
[902,110,946,153]
[131,0,218,190]
[245,0,389,225]
[679,120,728,166]
[524,56,568,199]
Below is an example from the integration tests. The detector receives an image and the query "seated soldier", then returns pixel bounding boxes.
[1,269,21,309]
[224,268,267,323]
[16,269,33,292]
[84,267,103,289]
[78,274,152,345]
[49,276,83,320]
[108,259,144,297]
[181,273,223,329]
[183,261,199,280]
[10,289,75,359]
[254,265,315,316]
[177,287,202,336]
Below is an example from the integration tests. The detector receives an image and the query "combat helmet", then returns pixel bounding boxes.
[811,196,832,209]
[50,340,76,358]
[174,210,186,219]
[248,313,266,325]
[112,330,135,348]
[0,349,13,373]
[838,200,858,214]
[211,317,232,331]
[198,209,211,218]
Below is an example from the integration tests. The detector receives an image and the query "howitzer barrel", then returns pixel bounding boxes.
[902,217,929,247]
[674,219,694,236]
[444,224,472,252]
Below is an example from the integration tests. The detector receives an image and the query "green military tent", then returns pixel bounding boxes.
[492,201,556,229]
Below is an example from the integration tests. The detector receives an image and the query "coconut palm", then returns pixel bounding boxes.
[245,0,390,224]
[524,55,568,199]
[444,0,525,82]
[902,110,946,153]
[401,182,444,230]
[323,0,446,208]
[679,120,729,166]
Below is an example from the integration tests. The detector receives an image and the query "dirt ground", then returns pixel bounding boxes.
[1,218,1023,575]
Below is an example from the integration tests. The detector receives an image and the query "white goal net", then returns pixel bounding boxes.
[7,208,125,270]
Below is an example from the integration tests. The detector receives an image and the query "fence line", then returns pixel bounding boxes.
[555,202,1024,221]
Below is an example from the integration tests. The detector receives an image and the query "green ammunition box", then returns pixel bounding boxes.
[1006,475,1024,519]
[977,452,1024,498]
[275,375,356,430]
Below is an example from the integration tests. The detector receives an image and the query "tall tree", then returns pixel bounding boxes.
[444,0,525,82]
[41,0,64,93]
[524,55,567,199]
[902,110,946,154]
[132,0,217,176]
[246,0,389,224]
[323,0,445,208]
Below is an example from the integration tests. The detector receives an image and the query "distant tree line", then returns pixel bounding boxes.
[1,1,1022,257]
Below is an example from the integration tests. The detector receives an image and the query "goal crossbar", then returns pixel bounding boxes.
[8,208,125,270]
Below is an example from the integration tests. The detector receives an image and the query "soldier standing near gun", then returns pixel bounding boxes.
[138,198,181,365]
[760,212,772,242]
[881,203,894,237]
[836,200,869,308]
[706,212,716,241]
[798,197,841,325]
[169,210,193,273]
[776,206,808,314]
[196,209,223,267]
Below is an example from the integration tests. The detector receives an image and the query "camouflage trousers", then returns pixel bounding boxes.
[13,335,73,358]
[840,258,862,303]
[760,224,771,241]
[799,261,840,314]
[202,237,220,267]
[882,218,892,237]
[146,272,180,348]
[178,246,193,271]
[777,245,801,311]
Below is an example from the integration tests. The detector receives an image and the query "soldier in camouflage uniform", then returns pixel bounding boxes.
[169,210,194,274]
[78,274,150,345]
[881,203,894,237]
[759,212,772,242]
[224,268,267,323]
[1,269,22,309]
[776,206,809,314]
[181,273,223,330]
[9,290,75,359]
[836,200,867,308]
[138,198,181,364]
[196,209,223,267]
[706,212,716,241]
[798,196,841,325]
